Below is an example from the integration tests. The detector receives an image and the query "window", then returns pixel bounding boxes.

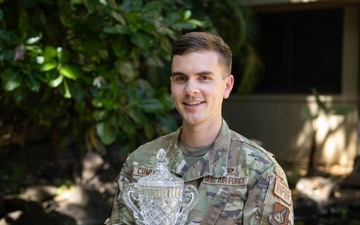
[253,8,343,94]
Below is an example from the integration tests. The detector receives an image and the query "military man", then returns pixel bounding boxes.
[105,32,294,225]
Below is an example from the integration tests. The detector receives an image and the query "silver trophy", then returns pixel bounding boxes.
[122,148,199,225]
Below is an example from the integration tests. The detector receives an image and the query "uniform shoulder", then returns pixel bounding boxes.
[230,130,278,165]
[230,130,288,180]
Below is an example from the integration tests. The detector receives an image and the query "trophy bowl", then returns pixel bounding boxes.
[123,149,198,225]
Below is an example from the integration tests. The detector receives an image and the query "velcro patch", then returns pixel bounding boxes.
[133,166,153,176]
[203,176,247,185]
[269,202,291,225]
[274,178,292,206]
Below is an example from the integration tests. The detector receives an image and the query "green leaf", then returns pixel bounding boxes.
[92,98,103,108]
[24,73,41,92]
[128,108,147,124]
[330,106,354,115]
[43,46,57,60]
[2,68,22,91]
[60,65,80,80]
[83,0,99,13]
[48,74,63,88]
[140,98,164,113]
[96,121,117,145]
[300,107,318,121]
[59,11,76,27]
[39,60,57,72]
[58,49,70,64]
[26,33,42,45]
[130,32,154,49]
[59,79,71,98]
[312,88,327,112]
[112,35,131,57]
[19,9,30,32]
[103,25,131,34]
[13,88,26,104]
[183,10,191,20]
[93,110,108,121]
[110,11,126,24]
[144,122,154,139]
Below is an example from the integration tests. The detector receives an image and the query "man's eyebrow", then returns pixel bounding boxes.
[171,71,213,76]
[197,71,213,75]
[171,72,186,76]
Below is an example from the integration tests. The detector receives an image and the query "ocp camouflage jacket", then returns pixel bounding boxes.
[105,120,294,225]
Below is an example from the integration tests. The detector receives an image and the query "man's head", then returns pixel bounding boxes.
[171,32,232,77]
[170,32,234,127]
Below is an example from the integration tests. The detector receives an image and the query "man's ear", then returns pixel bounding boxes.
[224,75,234,99]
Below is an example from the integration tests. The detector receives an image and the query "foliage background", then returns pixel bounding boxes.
[0,0,264,223]
[1,0,209,154]
[0,0,260,153]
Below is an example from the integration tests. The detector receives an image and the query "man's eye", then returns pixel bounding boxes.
[199,75,210,80]
[174,76,186,81]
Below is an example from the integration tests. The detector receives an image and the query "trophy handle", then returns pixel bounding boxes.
[122,183,144,223]
[181,185,199,215]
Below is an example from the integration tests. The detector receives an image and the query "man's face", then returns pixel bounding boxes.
[170,50,234,126]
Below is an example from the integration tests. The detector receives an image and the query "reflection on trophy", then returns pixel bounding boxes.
[123,148,199,225]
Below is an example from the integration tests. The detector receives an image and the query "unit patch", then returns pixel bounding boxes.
[269,202,291,225]
[274,178,292,206]
[203,176,247,185]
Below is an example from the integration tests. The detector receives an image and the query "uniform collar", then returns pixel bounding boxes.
[167,119,231,180]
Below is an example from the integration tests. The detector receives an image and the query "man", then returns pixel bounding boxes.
[105,32,294,225]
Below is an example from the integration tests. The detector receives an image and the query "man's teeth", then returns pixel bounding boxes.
[186,101,201,105]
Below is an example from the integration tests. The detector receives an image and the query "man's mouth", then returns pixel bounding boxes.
[183,101,203,106]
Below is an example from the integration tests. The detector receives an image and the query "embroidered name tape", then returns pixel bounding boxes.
[133,167,153,176]
[274,178,292,206]
[203,176,247,185]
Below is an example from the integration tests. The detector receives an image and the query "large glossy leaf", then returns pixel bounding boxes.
[39,60,57,72]
[130,32,154,49]
[60,65,80,80]
[24,73,41,92]
[96,121,117,145]
[140,98,164,113]
[103,25,131,34]
[144,122,154,140]
[58,49,70,64]
[2,68,22,91]
[58,79,72,98]
[93,110,108,121]
[48,74,63,88]
[128,108,147,124]
[43,46,57,60]
[59,11,76,27]
[112,35,131,57]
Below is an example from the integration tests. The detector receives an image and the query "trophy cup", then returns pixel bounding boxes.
[122,148,199,225]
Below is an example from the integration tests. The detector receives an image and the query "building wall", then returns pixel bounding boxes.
[223,3,359,174]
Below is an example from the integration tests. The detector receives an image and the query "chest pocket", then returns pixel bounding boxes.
[200,186,245,225]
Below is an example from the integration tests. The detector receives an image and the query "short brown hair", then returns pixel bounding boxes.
[171,32,232,76]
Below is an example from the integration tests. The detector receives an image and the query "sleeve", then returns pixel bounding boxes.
[104,161,136,225]
[243,164,294,225]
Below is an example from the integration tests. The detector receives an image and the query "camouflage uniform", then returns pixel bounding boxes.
[105,120,294,225]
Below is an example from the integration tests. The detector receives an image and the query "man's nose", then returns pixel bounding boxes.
[184,79,199,95]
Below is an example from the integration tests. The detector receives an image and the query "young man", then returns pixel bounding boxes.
[105,32,294,225]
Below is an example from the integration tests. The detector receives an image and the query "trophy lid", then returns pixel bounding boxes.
[138,148,183,188]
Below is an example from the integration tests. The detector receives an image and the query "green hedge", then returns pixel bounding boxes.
[0,0,209,153]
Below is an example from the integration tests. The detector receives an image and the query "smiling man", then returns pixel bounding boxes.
[105,32,294,225]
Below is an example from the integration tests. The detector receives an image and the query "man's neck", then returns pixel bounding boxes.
[181,119,222,149]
